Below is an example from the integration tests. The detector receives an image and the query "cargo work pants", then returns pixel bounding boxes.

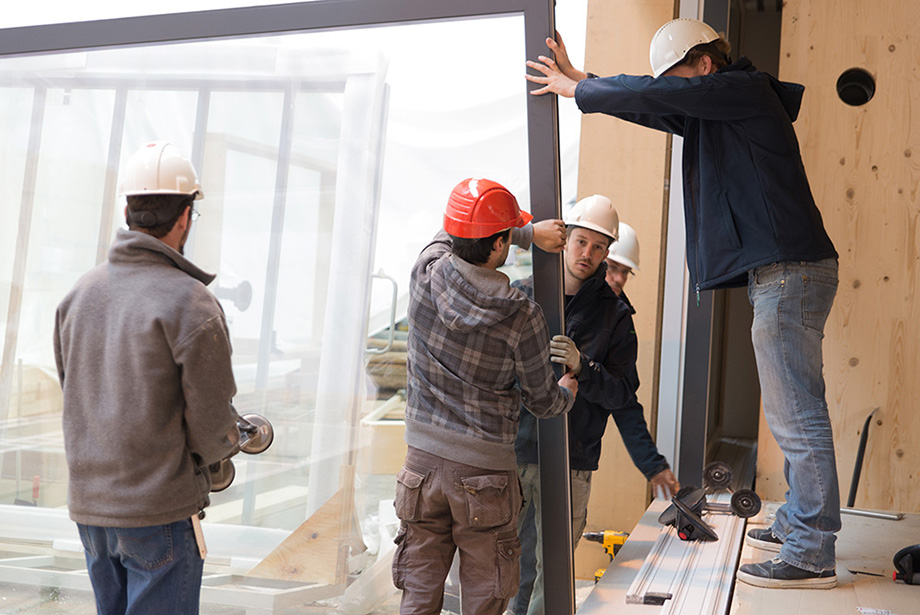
[392,446,523,615]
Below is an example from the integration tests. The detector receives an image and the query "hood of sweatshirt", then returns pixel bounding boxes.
[427,254,529,333]
[723,56,804,122]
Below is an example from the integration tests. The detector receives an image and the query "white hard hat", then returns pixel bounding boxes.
[607,222,640,271]
[649,18,719,78]
[565,195,619,242]
[118,141,203,199]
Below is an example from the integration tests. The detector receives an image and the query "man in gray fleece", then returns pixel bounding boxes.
[391,178,579,615]
[54,142,240,615]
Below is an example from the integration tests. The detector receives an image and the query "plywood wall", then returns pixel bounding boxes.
[574,0,675,579]
[757,0,920,513]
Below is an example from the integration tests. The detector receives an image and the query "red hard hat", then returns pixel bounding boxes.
[443,178,533,239]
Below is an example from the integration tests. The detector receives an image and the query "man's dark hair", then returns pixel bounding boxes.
[449,229,511,265]
[680,37,732,72]
[126,194,194,238]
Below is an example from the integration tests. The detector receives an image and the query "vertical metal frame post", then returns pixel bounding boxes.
[255,85,295,393]
[180,87,212,259]
[95,88,128,265]
[674,0,732,487]
[523,4,575,615]
[677,290,714,486]
[0,88,45,428]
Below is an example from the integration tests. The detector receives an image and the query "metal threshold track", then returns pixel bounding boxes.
[627,491,745,614]
[579,440,756,615]
[578,495,745,615]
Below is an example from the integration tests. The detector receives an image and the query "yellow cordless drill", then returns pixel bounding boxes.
[583,530,629,582]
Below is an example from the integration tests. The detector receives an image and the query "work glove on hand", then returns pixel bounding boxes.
[550,334,581,375]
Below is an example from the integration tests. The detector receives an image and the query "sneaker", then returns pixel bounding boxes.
[736,557,837,589]
[745,527,783,552]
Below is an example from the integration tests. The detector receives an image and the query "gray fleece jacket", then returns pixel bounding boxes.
[54,229,239,527]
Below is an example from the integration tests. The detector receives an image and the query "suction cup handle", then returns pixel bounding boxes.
[238,413,274,455]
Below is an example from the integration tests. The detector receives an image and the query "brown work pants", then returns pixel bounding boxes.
[392,446,523,615]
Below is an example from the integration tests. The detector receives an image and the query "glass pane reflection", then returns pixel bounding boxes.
[0,13,532,612]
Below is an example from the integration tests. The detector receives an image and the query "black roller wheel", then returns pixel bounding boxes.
[660,486,707,527]
[209,459,236,492]
[677,486,708,514]
[658,504,677,526]
[703,461,733,490]
[730,489,762,518]
[239,413,274,454]
[660,487,698,526]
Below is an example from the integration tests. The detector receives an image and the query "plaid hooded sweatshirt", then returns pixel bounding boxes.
[404,229,574,471]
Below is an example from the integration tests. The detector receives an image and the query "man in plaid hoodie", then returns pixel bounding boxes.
[391,178,578,615]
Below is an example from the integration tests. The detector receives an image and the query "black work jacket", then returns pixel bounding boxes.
[575,57,837,291]
[514,266,668,476]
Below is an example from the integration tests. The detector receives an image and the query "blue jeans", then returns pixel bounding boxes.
[748,258,841,573]
[78,518,204,615]
[510,463,592,615]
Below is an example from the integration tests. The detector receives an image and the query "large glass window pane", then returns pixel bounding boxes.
[0,12,550,612]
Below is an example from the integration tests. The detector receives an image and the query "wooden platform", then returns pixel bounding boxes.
[731,503,919,615]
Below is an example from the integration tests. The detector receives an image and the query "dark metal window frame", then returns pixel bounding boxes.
[0,1,575,612]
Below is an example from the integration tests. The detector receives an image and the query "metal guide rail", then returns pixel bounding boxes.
[577,494,746,615]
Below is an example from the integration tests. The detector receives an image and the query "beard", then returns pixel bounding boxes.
[178,223,191,255]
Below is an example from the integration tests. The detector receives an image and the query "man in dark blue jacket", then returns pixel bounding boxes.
[603,222,676,496]
[525,19,840,590]
[510,196,679,615]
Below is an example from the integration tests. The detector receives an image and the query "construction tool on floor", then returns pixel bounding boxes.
[657,461,761,541]
[583,529,629,581]
[846,407,879,508]
[209,412,275,492]
[893,544,920,584]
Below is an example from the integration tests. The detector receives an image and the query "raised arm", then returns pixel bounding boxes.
[547,31,588,83]
[525,31,588,98]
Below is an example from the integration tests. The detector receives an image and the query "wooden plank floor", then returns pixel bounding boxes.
[731,502,920,615]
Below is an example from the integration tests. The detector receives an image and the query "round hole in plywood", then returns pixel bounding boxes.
[836,68,876,106]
